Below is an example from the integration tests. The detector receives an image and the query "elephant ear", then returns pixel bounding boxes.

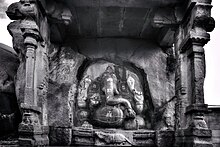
[0,43,19,79]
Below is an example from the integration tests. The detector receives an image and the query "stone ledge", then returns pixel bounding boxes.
[0,140,18,146]
[184,128,212,137]
[20,103,42,114]
[72,128,156,146]
[186,104,208,114]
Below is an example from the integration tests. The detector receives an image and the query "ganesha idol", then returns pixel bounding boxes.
[76,66,145,130]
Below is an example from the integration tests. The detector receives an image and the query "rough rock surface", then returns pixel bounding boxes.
[0,43,20,137]
[48,45,85,127]
[47,45,85,144]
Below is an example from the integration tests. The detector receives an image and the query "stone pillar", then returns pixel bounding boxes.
[6,0,50,146]
[18,19,48,146]
[21,21,39,106]
[175,0,215,146]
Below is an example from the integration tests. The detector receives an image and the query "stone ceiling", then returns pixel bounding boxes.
[45,0,184,44]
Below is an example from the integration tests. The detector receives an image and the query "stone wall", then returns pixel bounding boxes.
[206,106,220,147]
[48,45,85,145]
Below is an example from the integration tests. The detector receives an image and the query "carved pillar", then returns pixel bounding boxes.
[21,21,39,106]
[6,0,50,146]
[18,20,47,146]
[175,0,215,146]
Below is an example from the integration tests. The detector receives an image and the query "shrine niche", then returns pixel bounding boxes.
[72,60,155,146]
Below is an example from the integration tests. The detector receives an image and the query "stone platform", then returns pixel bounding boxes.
[72,128,156,146]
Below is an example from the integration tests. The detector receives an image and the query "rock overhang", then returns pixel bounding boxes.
[42,0,185,45]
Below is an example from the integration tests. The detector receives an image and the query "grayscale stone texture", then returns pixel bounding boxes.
[0,0,219,146]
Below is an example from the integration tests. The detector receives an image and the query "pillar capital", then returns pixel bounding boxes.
[180,31,210,53]
[20,19,42,48]
[19,0,39,20]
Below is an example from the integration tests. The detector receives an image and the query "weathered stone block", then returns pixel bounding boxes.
[49,127,72,146]
[156,130,175,147]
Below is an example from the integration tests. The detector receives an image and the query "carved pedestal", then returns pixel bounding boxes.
[18,104,48,146]
[72,127,156,146]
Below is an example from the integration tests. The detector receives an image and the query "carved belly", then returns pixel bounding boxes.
[93,106,123,127]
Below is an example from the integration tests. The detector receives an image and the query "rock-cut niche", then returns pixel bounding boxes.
[75,60,154,130]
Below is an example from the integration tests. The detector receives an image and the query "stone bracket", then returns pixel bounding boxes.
[45,0,72,25]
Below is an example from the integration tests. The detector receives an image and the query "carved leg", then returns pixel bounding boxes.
[107,97,136,118]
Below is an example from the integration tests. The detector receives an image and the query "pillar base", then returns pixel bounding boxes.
[175,128,213,147]
[18,104,49,146]
[18,124,49,146]
[175,104,213,147]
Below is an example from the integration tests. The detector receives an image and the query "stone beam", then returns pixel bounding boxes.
[152,5,185,47]
[64,0,183,8]
[153,1,196,48]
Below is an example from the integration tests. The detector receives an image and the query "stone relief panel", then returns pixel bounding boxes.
[74,38,175,109]
[72,39,176,131]
[75,60,149,130]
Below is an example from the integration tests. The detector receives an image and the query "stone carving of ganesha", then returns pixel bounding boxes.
[76,65,145,130]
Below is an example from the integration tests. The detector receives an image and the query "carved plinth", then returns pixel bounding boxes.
[133,130,155,146]
[72,127,156,146]
[18,103,49,146]
[72,127,94,146]
[175,128,212,147]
